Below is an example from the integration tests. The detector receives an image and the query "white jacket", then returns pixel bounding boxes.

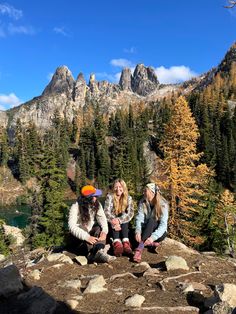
[68,201,108,241]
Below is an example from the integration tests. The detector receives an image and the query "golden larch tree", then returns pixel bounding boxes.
[157,96,212,244]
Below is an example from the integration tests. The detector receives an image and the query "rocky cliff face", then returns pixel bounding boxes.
[0,64,177,132]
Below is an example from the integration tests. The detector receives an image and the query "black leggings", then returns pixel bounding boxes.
[87,226,105,254]
[69,225,105,255]
[111,222,129,240]
[141,217,167,242]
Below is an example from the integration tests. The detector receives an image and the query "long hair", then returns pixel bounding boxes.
[112,179,128,215]
[152,191,163,220]
[78,196,99,224]
[144,184,164,220]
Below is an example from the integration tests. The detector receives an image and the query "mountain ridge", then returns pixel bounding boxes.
[0,42,236,132]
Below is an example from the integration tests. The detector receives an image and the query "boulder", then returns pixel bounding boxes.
[0,265,23,297]
[165,255,189,271]
[83,275,107,294]
[125,294,145,307]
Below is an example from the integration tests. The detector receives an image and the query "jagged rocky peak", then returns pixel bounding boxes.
[74,72,87,102]
[132,64,159,96]
[42,65,75,96]
[88,73,99,93]
[147,66,159,84]
[217,42,236,74]
[119,67,132,91]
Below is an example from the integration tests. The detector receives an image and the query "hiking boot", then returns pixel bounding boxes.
[123,241,132,256]
[133,249,142,263]
[146,241,161,253]
[94,249,116,263]
[113,241,123,257]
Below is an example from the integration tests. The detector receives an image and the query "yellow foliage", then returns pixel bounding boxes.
[158,96,213,244]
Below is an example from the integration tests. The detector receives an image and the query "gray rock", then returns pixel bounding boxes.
[47,253,73,264]
[215,283,236,307]
[132,64,159,96]
[74,256,88,266]
[83,275,107,294]
[73,73,87,105]
[125,294,145,307]
[211,301,233,314]
[0,254,6,262]
[135,261,151,270]
[0,265,23,297]
[42,66,75,96]
[66,299,78,310]
[60,279,81,290]
[119,68,132,91]
[28,269,41,280]
[0,110,8,128]
[165,255,189,271]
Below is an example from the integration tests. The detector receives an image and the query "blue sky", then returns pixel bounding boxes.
[0,0,236,110]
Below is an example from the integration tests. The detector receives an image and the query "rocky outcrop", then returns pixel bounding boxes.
[73,73,87,106]
[0,110,8,128]
[132,64,159,96]
[42,66,75,97]
[119,68,132,91]
[0,63,175,133]
[1,238,236,313]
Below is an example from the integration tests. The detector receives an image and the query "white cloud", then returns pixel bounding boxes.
[8,23,35,35]
[110,58,134,68]
[123,47,137,54]
[0,3,23,20]
[0,93,22,109]
[53,27,70,37]
[154,65,198,84]
[0,4,36,37]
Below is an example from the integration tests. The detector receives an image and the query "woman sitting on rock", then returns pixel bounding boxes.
[133,183,168,263]
[68,185,116,263]
[104,179,134,257]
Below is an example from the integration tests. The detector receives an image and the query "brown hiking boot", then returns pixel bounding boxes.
[113,241,123,257]
[123,241,132,256]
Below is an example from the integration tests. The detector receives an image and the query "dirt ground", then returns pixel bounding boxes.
[4,239,236,314]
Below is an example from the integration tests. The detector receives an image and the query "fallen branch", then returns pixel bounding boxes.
[131,306,199,312]
[109,272,137,282]
[158,271,201,291]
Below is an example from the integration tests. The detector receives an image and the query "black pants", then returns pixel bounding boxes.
[69,225,105,256]
[141,217,167,243]
[110,222,129,240]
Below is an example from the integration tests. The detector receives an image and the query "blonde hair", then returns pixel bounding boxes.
[145,184,163,220]
[112,179,128,215]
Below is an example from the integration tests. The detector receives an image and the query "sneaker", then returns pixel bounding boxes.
[123,241,132,256]
[94,249,116,263]
[113,241,123,257]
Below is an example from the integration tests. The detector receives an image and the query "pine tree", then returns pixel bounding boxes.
[31,142,68,248]
[0,127,9,167]
[196,181,224,252]
[158,96,213,245]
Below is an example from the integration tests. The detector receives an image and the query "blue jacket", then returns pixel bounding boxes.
[135,197,169,241]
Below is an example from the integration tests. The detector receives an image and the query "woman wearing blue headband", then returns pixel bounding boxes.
[133,183,169,263]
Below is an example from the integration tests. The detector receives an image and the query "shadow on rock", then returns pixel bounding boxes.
[0,264,76,314]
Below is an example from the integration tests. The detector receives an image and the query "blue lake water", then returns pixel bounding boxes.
[0,200,77,229]
[0,205,31,229]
